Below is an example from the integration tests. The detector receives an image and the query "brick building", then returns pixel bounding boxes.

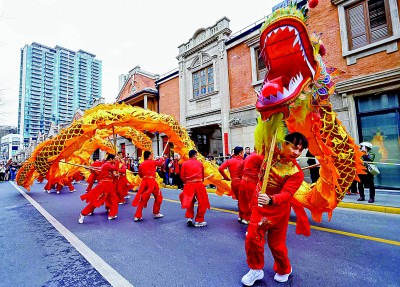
[117,1,400,188]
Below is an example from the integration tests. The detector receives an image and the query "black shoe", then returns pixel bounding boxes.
[368,198,374,203]
[357,197,365,201]
[186,218,193,227]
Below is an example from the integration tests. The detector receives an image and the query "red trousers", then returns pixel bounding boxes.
[80,180,118,217]
[81,192,118,217]
[231,178,241,200]
[180,182,210,222]
[133,178,163,218]
[86,173,97,192]
[245,205,291,275]
[238,178,257,221]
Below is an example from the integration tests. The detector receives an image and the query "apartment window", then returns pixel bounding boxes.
[334,0,399,64]
[193,66,214,98]
[346,0,392,49]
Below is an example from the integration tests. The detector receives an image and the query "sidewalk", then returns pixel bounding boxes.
[201,186,400,215]
[339,189,400,214]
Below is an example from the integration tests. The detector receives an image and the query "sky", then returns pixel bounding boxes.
[0,0,282,127]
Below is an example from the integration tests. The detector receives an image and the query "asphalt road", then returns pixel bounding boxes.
[0,180,399,287]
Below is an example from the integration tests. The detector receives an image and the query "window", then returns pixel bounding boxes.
[346,0,392,49]
[256,48,267,81]
[334,0,399,64]
[193,66,214,98]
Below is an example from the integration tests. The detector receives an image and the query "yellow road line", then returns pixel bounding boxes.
[164,198,400,247]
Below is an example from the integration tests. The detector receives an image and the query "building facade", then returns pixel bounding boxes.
[154,1,399,188]
[18,42,102,146]
[307,0,400,188]
[116,66,162,159]
[0,134,22,161]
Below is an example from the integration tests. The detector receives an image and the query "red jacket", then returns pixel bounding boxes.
[218,155,244,181]
[139,158,164,178]
[180,158,204,183]
[242,152,264,182]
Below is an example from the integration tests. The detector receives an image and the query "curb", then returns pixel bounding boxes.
[338,202,400,215]
[164,186,400,215]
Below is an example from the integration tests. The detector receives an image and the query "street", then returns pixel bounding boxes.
[1,180,399,287]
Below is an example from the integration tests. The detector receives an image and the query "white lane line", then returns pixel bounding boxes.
[11,182,133,287]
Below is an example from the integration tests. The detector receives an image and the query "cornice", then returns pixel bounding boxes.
[335,68,400,94]
[178,28,231,58]
[186,109,221,121]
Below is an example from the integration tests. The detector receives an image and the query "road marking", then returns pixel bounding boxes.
[163,197,400,247]
[11,182,133,287]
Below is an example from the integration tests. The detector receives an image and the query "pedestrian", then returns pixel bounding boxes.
[218,146,244,214]
[243,147,251,159]
[172,154,183,189]
[238,149,264,224]
[132,151,165,222]
[241,132,308,286]
[179,149,210,227]
[306,150,320,183]
[0,163,5,181]
[78,154,119,223]
[351,142,376,203]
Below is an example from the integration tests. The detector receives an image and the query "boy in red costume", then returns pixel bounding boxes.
[238,150,264,224]
[78,154,119,223]
[132,151,165,222]
[179,149,210,227]
[241,132,308,286]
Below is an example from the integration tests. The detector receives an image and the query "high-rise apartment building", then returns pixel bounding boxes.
[18,42,102,145]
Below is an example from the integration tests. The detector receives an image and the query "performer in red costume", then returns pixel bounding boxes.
[78,154,119,223]
[241,132,308,286]
[238,150,264,224]
[85,159,103,192]
[132,151,165,222]
[218,146,244,223]
[180,149,210,227]
[115,153,133,204]
[55,176,76,194]
[218,146,244,200]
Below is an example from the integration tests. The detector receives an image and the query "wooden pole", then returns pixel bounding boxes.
[301,163,321,170]
[113,126,117,155]
[260,129,278,195]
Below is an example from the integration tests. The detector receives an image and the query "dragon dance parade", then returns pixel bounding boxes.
[13,1,393,286]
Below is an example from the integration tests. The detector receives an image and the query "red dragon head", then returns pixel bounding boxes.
[256,5,318,121]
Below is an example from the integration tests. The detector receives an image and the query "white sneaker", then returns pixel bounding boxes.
[108,215,117,220]
[78,214,84,224]
[241,219,250,225]
[153,213,164,219]
[274,267,292,283]
[186,218,193,227]
[134,217,142,222]
[56,191,60,194]
[70,189,76,193]
[241,269,264,286]
[194,221,207,227]
[124,195,131,199]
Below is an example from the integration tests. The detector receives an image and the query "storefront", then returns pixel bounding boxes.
[355,91,400,189]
